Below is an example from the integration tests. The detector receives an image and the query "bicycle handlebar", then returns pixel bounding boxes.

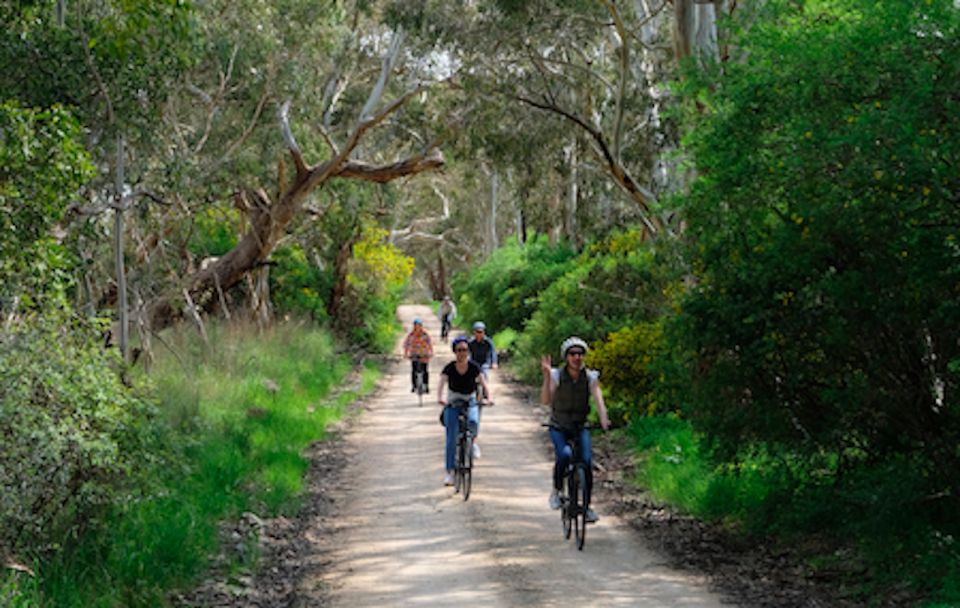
[541,422,600,431]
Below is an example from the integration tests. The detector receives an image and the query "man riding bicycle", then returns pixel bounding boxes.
[540,336,610,523]
[403,319,433,393]
[467,321,497,458]
[438,336,491,486]
[438,296,457,341]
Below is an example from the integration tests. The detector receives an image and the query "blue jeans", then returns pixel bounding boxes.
[444,394,479,472]
[549,427,593,507]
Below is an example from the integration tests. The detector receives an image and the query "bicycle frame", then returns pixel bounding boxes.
[545,423,593,550]
[450,398,480,500]
[411,355,427,406]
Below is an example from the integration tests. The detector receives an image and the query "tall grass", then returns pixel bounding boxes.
[8,320,378,607]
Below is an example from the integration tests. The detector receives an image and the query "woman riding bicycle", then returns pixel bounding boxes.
[437,336,491,486]
[403,319,433,393]
[540,336,610,523]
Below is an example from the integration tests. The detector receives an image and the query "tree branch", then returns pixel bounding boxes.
[515,94,661,236]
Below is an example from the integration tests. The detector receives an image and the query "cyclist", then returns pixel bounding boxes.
[467,321,497,458]
[540,336,610,523]
[437,336,491,486]
[402,319,433,393]
[438,296,457,341]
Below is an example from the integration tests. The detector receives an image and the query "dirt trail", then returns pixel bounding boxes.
[299,304,731,607]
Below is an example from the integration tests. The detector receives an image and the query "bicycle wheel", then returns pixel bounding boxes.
[454,432,463,494]
[562,469,574,539]
[462,434,473,500]
[415,371,425,407]
[575,465,588,550]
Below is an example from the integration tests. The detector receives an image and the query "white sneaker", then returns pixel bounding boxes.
[585,508,599,523]
[443,473,454,486]
[471,443,481,459]
[548,492,561,510]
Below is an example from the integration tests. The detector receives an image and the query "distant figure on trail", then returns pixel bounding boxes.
[468,320,497,374]
[438,296,457,342]
[403,319,433,393]
[540,336,610,524]
[467,321,497,458]
[437,336,491,486]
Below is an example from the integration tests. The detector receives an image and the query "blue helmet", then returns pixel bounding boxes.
[413,319,423,326]
[452,335,469,353]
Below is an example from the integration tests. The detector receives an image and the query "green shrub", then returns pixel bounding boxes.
[270,243,333,322]
[587,320,664,425]
[452,234,576,333]
[674,0,960,467]
[340,225,414,351]
[187,206,239,258]
[515,228,668,381]
[0,312,159,559]
[0,102,93,311]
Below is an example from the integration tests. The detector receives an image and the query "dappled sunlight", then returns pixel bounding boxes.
[311,305,729,607]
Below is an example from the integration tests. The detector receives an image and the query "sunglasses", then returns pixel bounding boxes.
[567,350,585,357]
[455,347,469,352]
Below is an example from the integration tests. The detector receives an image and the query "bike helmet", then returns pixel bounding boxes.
[413,319,423,326]
[472,321,486,331]
[560,336,589,358]
[451,335,470,353]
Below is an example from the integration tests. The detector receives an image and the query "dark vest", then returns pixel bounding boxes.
[550,367,590,430]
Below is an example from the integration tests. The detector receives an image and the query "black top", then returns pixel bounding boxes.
[468,336,497,367]
[442,360,482,394]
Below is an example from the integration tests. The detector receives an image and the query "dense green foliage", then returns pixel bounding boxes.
[342,226,415,352]
[452,235,576,333]
[677,0,960,468]
[1,321,376,606]
[454,1,960,602]
[0,313,157,558]
[0,103,93,309]
[666,2,960,597]
[270,243,335,323]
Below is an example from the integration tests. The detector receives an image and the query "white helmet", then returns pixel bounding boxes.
[560,336,588,358]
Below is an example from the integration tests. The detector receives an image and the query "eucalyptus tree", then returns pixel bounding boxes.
[386,0,699,252]
[3,1,448,341]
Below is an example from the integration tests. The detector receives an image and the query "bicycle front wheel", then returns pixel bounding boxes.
[416,370,426,406]
[575,465,588,550]
[454,435,463,494]
[562,471,574,539]
[461,435,473,500]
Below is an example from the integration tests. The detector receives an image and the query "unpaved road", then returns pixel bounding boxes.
[299,305,732,607]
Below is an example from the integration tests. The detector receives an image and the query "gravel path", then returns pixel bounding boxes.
[296,304,730,607]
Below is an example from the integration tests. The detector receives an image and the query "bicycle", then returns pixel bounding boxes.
[411,355,427,407]
[440,314,452,342]
[545,423,594,550]
[451,397,488,501]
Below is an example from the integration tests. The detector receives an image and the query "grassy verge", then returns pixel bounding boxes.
[3,320,379,607]
[627,415,960,606]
